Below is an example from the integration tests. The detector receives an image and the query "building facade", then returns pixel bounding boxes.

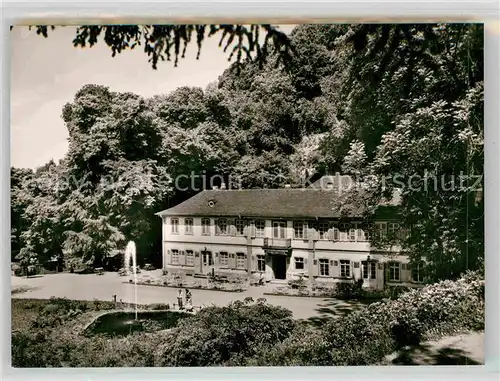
[156,179,422,290]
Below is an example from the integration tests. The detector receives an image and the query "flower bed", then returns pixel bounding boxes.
[127,273,249,292]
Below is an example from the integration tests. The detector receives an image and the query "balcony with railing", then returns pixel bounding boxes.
[263,237,292,249]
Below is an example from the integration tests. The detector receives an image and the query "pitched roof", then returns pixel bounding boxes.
[308,175,354,191]
[156,188,399,219]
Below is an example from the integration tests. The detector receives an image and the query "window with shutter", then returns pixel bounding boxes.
[375,222,388,239]
[332,227,340,241]
[219,252,229,267]
[171,218,179,234]
[293,221,305,239]
[362,261,377,279]
[294,257,305,270]
[411,263,424,282]
[201,218,211,235]
[318,222,329,240]
[228,252,236,268]
[236,253,246,269]
[348,228,357,241]
[319,259,330,276]
[340,260,350,278]
[203,251,213,266]
[235,219,245,236]
[184,218,194,235]
[388,262,401,281]
[215,218,228,235]
[228,220,236,236]
[171,249,179,265]
[255,220,265,237]
[186,250,194,266]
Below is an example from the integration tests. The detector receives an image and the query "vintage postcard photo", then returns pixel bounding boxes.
[10,23,484,367]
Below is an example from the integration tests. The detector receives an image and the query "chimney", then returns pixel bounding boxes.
[220,182,226,190]
[284,184,291,188]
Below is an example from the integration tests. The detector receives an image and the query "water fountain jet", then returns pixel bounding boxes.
[124,241,138,320]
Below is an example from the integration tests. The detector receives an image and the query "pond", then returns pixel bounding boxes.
[84,310,192,337]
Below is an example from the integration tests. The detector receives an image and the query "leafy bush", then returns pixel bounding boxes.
[246,271,484,366]
[335,279,364,299]
[154,300,296,366]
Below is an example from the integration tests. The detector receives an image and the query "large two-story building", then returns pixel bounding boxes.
[156,176,422,290]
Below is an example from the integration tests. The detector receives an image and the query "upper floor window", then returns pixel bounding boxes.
[356,223,364,241]
[340,259,351,278]
[389,262,401,281]
[331,226,340,241]
[273,221,286,239]
[184,218,194,235]
[236,252,246,268]
[171,218,179,234]
[388,222,400,237]
[235,219,245,236]
[339,223,350,231]
[201,218,211,235]
[219,251,229,266]
[338,223,349,241]
[317,222,330,240]
[363,223,374,241]
[319,258,330,276]
[255,220,265,237]
[293,221,305,239]
[215,218,228,235]
[375,222,387,239]
[348,227,357,241]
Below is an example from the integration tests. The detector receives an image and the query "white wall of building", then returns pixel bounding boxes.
[160,216,416,290]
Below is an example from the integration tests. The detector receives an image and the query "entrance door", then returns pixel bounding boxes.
[272,255,287,280]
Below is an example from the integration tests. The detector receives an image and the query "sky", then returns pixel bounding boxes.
[10,25,295,169]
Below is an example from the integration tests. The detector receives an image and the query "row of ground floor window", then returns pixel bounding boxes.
[165,248,424,285]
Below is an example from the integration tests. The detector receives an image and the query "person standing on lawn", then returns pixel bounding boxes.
[177,289,184,310]
[185,288,193,311]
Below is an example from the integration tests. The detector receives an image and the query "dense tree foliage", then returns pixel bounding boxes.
[27,24,294,70]
[11,24,483,280]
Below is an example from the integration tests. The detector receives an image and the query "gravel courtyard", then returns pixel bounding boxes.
[11,271,366,321]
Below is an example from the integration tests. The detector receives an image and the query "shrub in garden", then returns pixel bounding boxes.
[153,300,296,366]
[245,271,484,366]
[335,278,364,299]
